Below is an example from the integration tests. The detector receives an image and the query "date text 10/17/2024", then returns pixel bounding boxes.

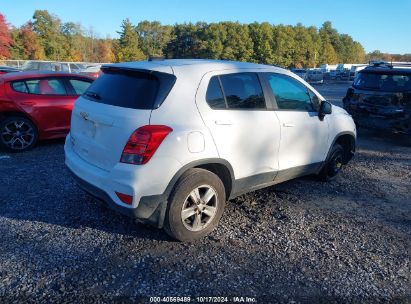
[149,296,257,303]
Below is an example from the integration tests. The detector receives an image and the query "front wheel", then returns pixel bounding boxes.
[164,168,226,242]
[318,144,344,182]
[0,116,38,152]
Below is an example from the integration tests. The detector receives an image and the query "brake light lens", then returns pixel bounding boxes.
[120,125,172,165]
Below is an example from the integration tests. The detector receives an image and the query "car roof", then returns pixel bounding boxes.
[104,59,288,75]
[360,66,411,74]
[0,71,94,82]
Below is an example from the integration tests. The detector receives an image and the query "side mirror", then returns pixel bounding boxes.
[319,100,332,120]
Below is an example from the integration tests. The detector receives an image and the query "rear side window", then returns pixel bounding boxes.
[205,73,266,110]
[205,76,226,109]
[69,79,91,95]
[83,69,176,110]
[11,78,67,95]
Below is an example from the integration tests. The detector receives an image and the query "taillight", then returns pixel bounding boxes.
[120,125,172,165]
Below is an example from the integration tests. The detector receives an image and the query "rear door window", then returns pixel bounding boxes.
[205,73,266,110]
[11,81,29,93]
[11,78,67,95]
[220,73,266,109]
[83,69,176,110]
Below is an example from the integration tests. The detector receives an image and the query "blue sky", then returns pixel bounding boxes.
[1,0,410,54]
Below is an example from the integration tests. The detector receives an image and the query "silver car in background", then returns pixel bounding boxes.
[306,69,324,84]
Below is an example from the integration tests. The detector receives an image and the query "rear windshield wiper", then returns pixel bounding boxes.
[84,91,101,100]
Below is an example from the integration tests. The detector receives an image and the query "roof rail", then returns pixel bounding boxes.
[369,60,411,68]
[369,60,392,68]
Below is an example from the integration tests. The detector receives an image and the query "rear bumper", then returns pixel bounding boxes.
[69,169,167,227]
[343,101,411,133]
[64,133,177,227]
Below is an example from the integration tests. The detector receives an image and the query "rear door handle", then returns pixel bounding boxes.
[215,120,233,126]
[282,122,295,127]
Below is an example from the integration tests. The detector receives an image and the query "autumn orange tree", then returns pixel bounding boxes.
[0,13,13,59]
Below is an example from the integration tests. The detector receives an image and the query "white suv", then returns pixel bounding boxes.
[65,59,356,241]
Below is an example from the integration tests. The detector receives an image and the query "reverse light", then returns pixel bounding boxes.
[115,191,133,205]
[120,125,173,165]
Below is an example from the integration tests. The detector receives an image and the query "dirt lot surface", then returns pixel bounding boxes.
[0,82,410,303]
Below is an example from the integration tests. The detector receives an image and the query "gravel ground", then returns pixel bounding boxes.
[0,83,410,303]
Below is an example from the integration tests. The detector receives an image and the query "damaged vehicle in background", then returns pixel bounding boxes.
[343,62,411,139]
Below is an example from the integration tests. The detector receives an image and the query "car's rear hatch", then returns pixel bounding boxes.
[69,65,176,171]
[351,89,411,117]
[351,70,411,117]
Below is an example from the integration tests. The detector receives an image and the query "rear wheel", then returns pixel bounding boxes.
[164,168,226,242]
[0,116,38,152]
[319,144,344,181]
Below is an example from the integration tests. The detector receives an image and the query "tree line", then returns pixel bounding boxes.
[0,10,406,67]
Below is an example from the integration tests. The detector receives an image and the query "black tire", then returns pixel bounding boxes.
[164,168,226,242]
[318,144,344,182]
[0,116,38,152]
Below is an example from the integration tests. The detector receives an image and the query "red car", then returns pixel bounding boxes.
[0,71,94,152]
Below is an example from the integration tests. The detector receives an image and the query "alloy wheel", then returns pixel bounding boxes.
[1,120,35,151]
[181,185,218,232]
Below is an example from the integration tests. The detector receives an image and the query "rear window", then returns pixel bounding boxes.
[83,69,176,110]
[354,72,411,92]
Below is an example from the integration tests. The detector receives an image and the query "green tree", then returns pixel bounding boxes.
[306,26,321,67]
[249,22,274,64]
[1,12,370,66]
[352,41,366,63]
[292,23,316,68]
[32,10,66,60]
[271,25,296,67]
[200,22,226,59]
[136,21,172,57]
[117,18,145,62]
[319,22,339,64]
[165,22,206,59]
[61,22,84,61]
[221,22,253,61]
